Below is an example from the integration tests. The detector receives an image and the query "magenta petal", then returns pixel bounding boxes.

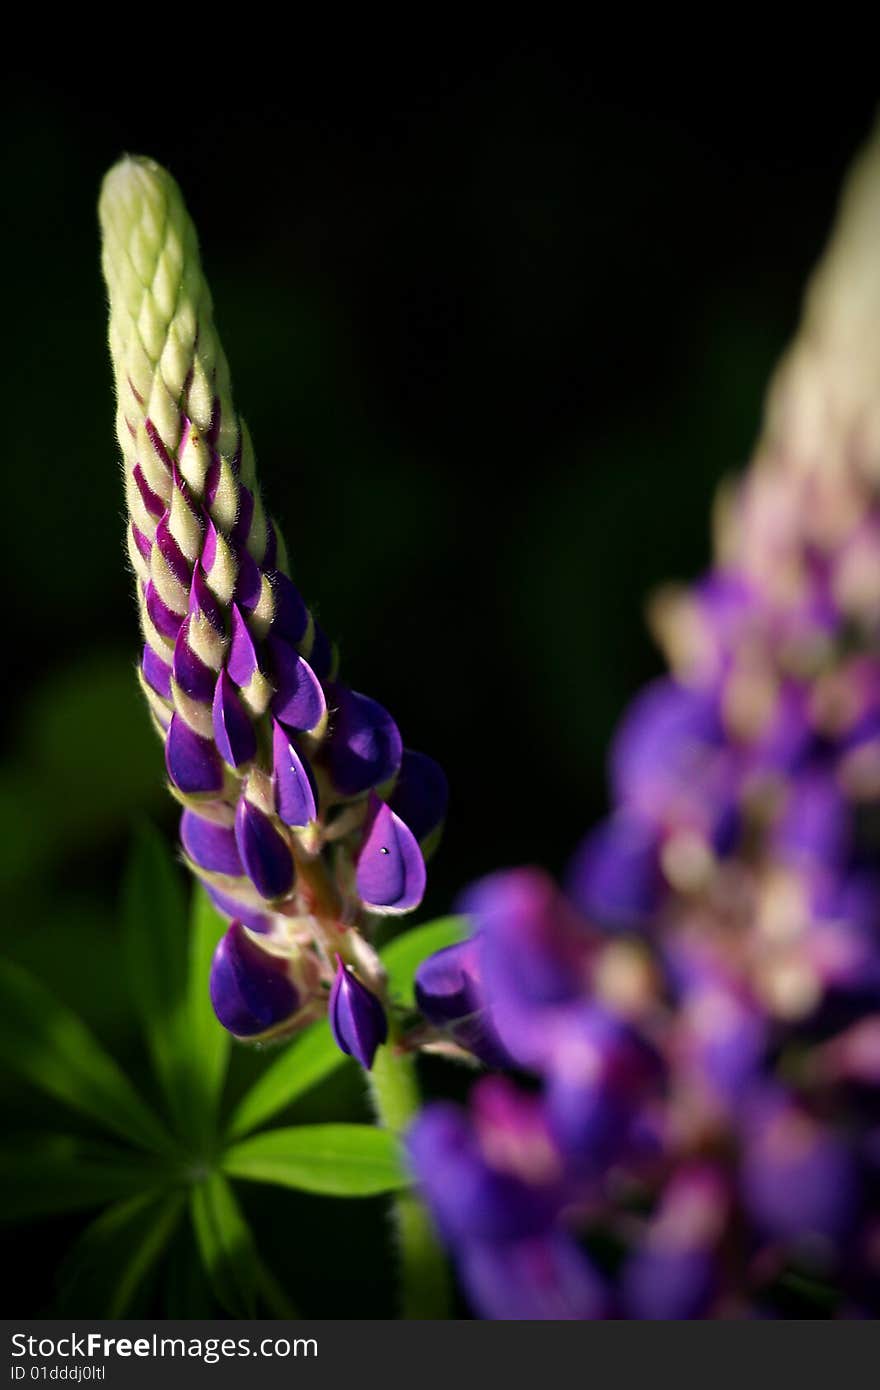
[272,720,318,826]
[269,638,326,733]
[180,809,244,876]
[173,621,215,701]
[356,797,426,913]
[189,565,225,630]
[133,463,165,518]
[212,670,257,768]
[228,604,260,686]
[234,798,295,900]
[328,957,388,1068]
[165,714,223,794]
[155,512,191,586]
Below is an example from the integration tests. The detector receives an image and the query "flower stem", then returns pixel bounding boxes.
[368,1044,450,1319]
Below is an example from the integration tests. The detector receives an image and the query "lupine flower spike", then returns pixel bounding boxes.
[100,156,447,1059]
[409,122,880,1317]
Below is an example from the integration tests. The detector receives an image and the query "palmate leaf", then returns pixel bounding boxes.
[0,1135,169,1222]
[223,1124,407,1197]
[56,1190,186,1317]
[0,960,173,1154]
[226,916,468,1140]
[190,1173,294,1318]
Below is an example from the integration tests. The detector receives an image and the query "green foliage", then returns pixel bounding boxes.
[1,826,454,1316]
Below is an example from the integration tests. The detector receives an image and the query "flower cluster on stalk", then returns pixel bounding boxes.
[409,128,880,1318]
[101,157,446,1063]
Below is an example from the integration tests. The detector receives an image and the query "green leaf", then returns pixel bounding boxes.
[226,1020,346,1141]
[0,959,173,1154]
[0,1135,169,1222]
[57,1190,185,1316]
[381,916,468,1008]
[186,886,231,1139]
[190,1173,293,1318]
[223,1124,407,1197]
[122,824,192,1135]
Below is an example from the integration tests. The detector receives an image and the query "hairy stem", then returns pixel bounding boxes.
[368,1044,450,1319]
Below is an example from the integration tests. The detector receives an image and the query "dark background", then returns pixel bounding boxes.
[1,58,876,1315]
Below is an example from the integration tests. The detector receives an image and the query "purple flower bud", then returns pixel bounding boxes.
[389,750,449,845]
[460,1234,608,1321]
[173,621,216,701]
[146,581,185,640]
[209,920,301,1037]
[328,956,388,1069]
[323,685,402,796]
[212,669,257,768]
[180,808,243,876]
[307,621,336,682]
[234,798,295,900]
[189,565,224,631]
[356,796,426,915]
[205,884,272,934]
[773,770,850,869]
[269,637,326,733]
[740,1096,859,1244]
[165,713,224,794]
[272,720,318,827]
[565,814,663,929]
[415,938,511,1067]
[265,569,309,645]
[142,644,172,699]
[227,603,260,687]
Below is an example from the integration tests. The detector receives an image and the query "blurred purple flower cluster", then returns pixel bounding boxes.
[409,149,880,1314]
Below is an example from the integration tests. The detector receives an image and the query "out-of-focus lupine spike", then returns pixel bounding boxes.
[408,122,880,1318]
[101,156,445,1060]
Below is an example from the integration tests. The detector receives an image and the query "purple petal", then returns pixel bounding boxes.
[230,485,254,548]
[205,884,272,934]
[180,809,244,876]
[228,604,260,687]
[356,797,426,913]
[212,669,257,769]
[189,565,225,630]
[172,621,215,702]
[773,770,850,868]
[210,921,300,1037]
[328,957,388,1069]
[323,686,402,796]
[622,1249,717,1321]
[132,524,152,560]
[133,463,165,518]
[142,644,172,699]
[154,511,191,586]
[146,581,184,641]
[234,798,295,900]
[740,1097,859,1243]
[269,638,326,733]
[308,621,335,682]
[415,938,511,1068]
[461,1234,607,1321]
[406,1101,559,1243]
[233,543,262,609]
[390,750,449,844]
[265,569,309,645]
[272,720,318,827]
[565,814,663,929]
[165,714,223,794]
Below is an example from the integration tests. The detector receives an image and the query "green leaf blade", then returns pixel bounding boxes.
[223,1124,407,1197]
[186,886,231,1139]
[0,960,173,1154]
[190,1173,293,1318]
[226,1020,346,1141]
[57,1190,186,1317]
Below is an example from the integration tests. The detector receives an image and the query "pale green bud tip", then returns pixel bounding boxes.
[99,152,238,475]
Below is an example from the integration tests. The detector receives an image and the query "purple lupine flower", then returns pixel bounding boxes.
[100,156,446,1060]
[328,956,389,1070]
[409,125,880,1317]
